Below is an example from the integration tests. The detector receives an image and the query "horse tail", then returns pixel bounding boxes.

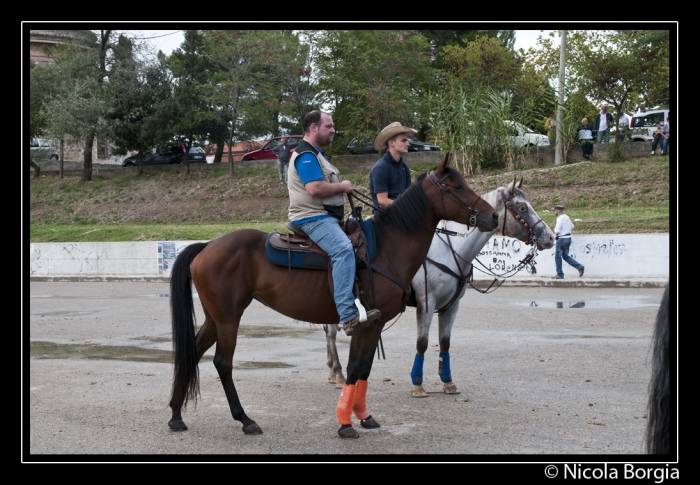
[170,242,208,408]
[647,282,670,454]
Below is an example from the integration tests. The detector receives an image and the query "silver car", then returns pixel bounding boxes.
[30,138,59,160]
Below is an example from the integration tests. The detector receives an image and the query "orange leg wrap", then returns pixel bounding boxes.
[336,383,356,425]
[352,379,370,420]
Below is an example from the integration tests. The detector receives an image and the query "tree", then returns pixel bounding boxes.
[315,30,435,149]
[165,30,223,174]
[108,37,171,175]
[439,34,522,95]
[270,30,318,129]
[202,29,276,176]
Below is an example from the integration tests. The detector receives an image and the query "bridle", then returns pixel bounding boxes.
[500,188,544,246]
[428,170,481,228]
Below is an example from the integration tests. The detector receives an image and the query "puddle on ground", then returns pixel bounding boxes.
[32,310,96,316]
[515,296,660,309]
[237,324,316,338]
[130,336,171,343]
[29,341,293,369]
[31,294,175,300]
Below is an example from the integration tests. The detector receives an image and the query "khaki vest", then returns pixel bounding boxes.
[288,141,344,222]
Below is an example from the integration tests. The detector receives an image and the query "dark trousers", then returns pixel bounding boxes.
[580,141,593,158]
[652,137,664,152]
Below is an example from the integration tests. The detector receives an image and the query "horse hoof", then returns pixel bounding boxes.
[411,385,428,398]
[168,419,188,431]
[360,416,380,429]
[338,425,359,439]
[242,422,263,435]
[443,383,460,394]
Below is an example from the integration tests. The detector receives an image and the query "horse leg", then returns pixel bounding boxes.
[169,310,219,430]
[411,295,436,398]
[437,303,460,395]
[213,317,261,435]
[336,324,382,439]
[324,324,346,388]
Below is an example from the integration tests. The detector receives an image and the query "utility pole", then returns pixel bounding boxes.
[554,30,567,166]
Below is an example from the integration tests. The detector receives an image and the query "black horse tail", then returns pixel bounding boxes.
[646,282,670,454]
[170,242,208,408]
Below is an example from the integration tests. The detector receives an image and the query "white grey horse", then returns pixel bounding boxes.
[323,177,556,397]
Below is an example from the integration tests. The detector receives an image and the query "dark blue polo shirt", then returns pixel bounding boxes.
[369,151,411,215]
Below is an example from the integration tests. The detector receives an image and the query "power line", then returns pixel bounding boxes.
[129,30,183,41]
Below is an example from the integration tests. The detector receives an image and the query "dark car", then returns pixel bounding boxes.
[241,136,303,161]
[121,146,206,167]
[346,136,440,154]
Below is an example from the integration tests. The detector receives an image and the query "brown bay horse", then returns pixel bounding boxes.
[168,153,498,439]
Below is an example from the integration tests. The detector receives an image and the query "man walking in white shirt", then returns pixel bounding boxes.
[553,205,584,279]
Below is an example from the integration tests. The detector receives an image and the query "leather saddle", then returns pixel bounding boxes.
[265,217,376,273]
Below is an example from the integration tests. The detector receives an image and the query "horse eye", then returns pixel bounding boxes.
[454,184,462,190]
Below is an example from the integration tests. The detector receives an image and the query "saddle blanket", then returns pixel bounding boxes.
[265,219,376,271]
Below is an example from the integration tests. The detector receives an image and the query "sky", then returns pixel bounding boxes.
[130,29,557,57]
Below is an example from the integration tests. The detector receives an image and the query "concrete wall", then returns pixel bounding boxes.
[29,233,669,281]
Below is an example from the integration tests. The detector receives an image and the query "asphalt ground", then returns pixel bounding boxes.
[26,281,668,463]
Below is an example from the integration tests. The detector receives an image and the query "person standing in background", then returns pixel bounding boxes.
[272,137,292,184]
[545,112,557,147]
[552,204,584,279]
[661,117,670,155]
[594,103,614,144]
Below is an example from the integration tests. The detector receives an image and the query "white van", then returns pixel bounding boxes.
[630,109,669,142]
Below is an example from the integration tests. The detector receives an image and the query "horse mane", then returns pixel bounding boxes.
[372,172,430,251]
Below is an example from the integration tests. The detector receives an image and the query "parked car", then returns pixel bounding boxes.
[464,121,549,148]
[504,121,549,147]
[241,136,303,161]
[345,136,441,154]
[122,146,207,167]
[630,108,669,142]
[30,138,59,160]
[187,146,207,163]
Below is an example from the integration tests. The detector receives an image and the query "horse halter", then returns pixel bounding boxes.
[500,189,543,246]
[428,170,480,228]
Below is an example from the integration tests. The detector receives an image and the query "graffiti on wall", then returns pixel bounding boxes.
[29,243,104,275]
[579,239,628,257]
[475,236,539,275]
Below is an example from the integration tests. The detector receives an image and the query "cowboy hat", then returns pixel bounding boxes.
[374,122,417,151]
[554,205,564,211]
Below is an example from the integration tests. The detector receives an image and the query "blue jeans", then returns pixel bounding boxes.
[597,128,610,144]
[555,237,583,278]
[298,217,357,323]
[661,138,669,155]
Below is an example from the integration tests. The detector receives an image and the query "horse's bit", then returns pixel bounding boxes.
[428,171,480,228]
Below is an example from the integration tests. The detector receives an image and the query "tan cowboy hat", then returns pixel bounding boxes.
[374,122,417,151]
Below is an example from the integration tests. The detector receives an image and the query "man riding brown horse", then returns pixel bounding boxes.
[287,110,381,337]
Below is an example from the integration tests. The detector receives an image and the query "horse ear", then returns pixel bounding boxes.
[437,152,451,172]
[510,175,517,194]
[517,176,523,188]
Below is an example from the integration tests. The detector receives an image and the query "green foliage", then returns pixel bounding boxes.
[429,86,542,174]
[315,30,436,144]
[439,34,522,94]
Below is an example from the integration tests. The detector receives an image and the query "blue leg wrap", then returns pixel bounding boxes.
[438,353,452,383]
[410,354,424,385]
